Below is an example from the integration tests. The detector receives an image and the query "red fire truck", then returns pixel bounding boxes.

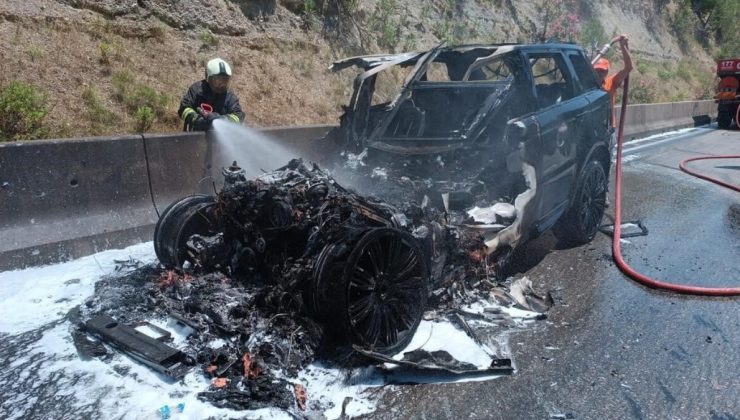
[715,58,740,129]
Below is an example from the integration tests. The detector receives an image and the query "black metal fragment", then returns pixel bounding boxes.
[71,329,108,358]
[73,154,552,411]
[353,345,513,376]
[84,313,194,379]
[154,159,432,355]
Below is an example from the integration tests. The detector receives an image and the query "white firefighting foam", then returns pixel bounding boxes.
[0,243,540,419]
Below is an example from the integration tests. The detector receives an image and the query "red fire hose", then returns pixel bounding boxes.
[679,155,740,192]
[612,75,740,296]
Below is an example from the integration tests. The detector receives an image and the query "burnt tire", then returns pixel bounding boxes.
[312,227,429,355]
[553,159,608,246]
[154,194,217,268]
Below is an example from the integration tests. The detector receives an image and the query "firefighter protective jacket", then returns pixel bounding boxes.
[178,80,245,130]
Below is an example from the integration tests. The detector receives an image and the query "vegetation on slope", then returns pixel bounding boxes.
[0,0,736,140]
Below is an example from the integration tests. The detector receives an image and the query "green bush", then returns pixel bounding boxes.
[675,61,691,81]
[99,40,112,65]
[302,0,319,30]
[111,70,169,117]
[657,68,672,81]
[199,29,218,47]
[670,3,696,51]
[134,105,154,133]
[669,92,687,102]
[370,0,401,50]
[82,87,117,134]
[635,57,649,75]
[337,0,358,12]
[112,70,135,102]
[130,85,169,117]
[0,81,49,141]
[26,45,45,62]
[579,18,608,55]
[628,79,657,104]
[148,24,167,42]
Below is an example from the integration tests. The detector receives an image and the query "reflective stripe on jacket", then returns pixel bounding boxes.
[177,80,246,123]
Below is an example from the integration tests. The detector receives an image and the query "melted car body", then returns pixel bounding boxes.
[330,43,613,249]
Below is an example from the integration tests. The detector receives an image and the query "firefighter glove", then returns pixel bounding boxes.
[206,112,222,122]
[193,115,210,131]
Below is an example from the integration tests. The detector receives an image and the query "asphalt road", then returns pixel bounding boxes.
[373,126,740,420]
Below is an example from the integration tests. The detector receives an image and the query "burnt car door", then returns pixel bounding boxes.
[331,52,424,148]
[361,46,445,149]
[366,46,519,155]
[524,50,586,231]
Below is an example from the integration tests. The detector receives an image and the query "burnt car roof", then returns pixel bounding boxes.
[331,43,585,72]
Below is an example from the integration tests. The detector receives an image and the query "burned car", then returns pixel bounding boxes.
[153,43,611,355]
[154,160,431,355]
[329,43,612,247]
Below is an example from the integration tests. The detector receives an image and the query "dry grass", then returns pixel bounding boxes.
[0,11,346,137]
[0,1,720,138]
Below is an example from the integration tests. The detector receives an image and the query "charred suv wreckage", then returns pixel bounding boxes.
[328,43,613,248]
[76,43,612,412]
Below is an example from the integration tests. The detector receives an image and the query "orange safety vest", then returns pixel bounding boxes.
[603,74,619,128]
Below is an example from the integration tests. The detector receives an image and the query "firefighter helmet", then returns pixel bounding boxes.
[205,58,232,79]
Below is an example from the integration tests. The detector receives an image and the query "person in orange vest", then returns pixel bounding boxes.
[593,35,633,168]
[593,35,633,129]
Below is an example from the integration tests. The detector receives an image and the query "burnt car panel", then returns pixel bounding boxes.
[330,52,423,72]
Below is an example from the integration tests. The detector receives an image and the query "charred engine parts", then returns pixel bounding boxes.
[153,159,429,354]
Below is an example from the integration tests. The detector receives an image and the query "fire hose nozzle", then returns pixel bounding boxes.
[592,36,627,65]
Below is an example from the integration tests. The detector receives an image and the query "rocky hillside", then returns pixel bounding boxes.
[0,0,730,139]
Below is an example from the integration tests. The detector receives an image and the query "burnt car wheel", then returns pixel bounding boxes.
[343,228,429,354]
[553,159,607,245]
[311,227,429,355]
[154,195,218,268]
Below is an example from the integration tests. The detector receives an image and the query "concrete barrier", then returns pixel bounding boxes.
[0,136,157,270]
[143,132,212,214]
[260,124,335,163]
[144,126,336,213]
[618,100,716,139]
[0,126,336,270]
[0,102,716,270]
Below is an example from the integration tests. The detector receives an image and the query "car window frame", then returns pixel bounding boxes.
[565,50,600,94]
[524,50,578,108]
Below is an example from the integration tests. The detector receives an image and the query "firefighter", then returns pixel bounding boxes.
[593,35,633,127]
[178,58,246,131]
